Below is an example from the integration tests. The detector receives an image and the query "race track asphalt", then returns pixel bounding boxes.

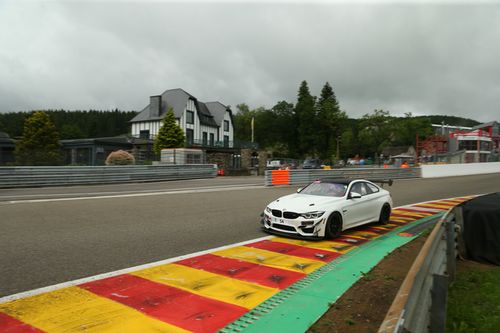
[1,173,499,297]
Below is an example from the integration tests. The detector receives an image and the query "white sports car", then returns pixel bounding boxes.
[261,178,393,239]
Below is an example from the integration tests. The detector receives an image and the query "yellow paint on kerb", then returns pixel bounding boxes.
[213,246,324,274]
[0,286,188,333]
[270,237,356,254]
[132,263,278,309]
[391,210,429,218]
[414,203,454,209]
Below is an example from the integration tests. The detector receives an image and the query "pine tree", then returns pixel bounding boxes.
[15,111,61,165]
[317,82,347,161]
[153,108,185,154]
[295,81,317,157]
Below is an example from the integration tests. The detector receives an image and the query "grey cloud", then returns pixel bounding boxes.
[0,1,499,123]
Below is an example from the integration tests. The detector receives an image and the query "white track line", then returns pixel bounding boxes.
[0,185,265,205]
[0,194,481,304]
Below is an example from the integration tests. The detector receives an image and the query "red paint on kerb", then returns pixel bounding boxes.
[0,313,44,333]
[80,274,247,333]
[244,240,341,263]
[176,253,305,289]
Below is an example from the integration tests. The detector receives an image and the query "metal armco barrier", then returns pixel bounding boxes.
[265,167,421,186]
[0,164,217,188]
[378,206,462,333]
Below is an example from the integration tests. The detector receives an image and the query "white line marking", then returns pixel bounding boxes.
[0,183,264,201]
[0,194,481,304]
[0,185,265,205]
[0,235,273,304]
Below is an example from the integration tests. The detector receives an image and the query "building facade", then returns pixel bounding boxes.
[130,88,234,148]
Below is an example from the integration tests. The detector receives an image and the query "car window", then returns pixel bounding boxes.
[366,183,379,193]
[350,182,366,196]
[300,181,347,197]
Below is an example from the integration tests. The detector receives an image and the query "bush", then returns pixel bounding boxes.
[105,150,135,165]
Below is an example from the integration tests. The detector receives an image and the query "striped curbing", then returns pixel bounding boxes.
[0,197,472,333]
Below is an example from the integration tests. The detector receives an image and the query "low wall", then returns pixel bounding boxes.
[0,164,217,188]
[265,167,420,186]
[421,161,500,178]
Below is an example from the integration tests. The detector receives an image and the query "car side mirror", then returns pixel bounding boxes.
[297,187,303,193]
[349,192,362,199]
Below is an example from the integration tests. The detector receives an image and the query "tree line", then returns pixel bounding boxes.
[0,109,137,139]
[234,80,479,162]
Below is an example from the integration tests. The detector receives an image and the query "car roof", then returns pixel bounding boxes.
[317,178,354,185]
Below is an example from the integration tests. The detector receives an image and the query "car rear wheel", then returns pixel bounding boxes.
[325,213,343,239]
[378,204,391,225]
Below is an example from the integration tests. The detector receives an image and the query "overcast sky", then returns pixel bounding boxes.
[0,0,499,122]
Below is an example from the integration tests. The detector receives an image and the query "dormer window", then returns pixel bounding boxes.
[186,111,194,124]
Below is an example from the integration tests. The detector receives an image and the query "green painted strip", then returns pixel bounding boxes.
[219,212,445,333]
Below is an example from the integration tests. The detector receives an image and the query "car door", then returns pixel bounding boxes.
[342,182,371,227]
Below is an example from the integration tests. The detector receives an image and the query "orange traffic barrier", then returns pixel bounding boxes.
[271,169,290,185]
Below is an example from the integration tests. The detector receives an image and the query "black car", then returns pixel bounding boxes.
[302,159,322,169]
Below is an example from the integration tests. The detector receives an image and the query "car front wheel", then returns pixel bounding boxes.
[378,204,391,225]
[325,212,343,239]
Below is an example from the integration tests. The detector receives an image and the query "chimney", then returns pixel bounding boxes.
[150,95,161,117]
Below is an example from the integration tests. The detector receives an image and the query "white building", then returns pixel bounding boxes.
[130,88,234,148]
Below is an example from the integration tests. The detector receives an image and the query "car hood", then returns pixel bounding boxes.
[268,193,344,212]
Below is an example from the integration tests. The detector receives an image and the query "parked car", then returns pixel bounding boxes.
[261,178,393,239]
[302,158,322,169]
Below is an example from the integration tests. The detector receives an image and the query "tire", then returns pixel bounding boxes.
[325,212,343,239]
[378,204,391,225]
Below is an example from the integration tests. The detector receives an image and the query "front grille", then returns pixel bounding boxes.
[283,211,300,219]
[272,209,282,218]
[272,224,296,232]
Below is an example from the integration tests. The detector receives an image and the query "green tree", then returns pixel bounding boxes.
[15,111,61,165]
[316,82,348,160]
[393,113,433,146]
[295,80,317,157]
[358,109,394,157]
[271,101,297,157]
[153,108,185,154]
[233,103,253,142]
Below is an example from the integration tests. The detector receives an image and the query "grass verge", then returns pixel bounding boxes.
[446,260,500,333]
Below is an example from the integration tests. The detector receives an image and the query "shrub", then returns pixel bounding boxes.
[105,150,135,165]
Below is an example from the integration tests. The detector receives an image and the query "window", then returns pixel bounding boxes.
[224,135,229,147]
[139,130,150,139]
[186,129,194,145]
[186,111,194,124]
[366,183,380,194]
[224,120,229,132]
[350,182,367,196]
[209,133,215,146]
[202,132,208,146]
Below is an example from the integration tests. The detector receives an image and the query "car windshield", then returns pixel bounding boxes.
[300,181,347,197]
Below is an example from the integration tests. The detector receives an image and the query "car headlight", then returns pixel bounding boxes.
[300,211,325,219]
[265,206,272,213]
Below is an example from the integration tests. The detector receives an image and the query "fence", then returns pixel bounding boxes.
[378,206,462,333]
[0,164,217,188]
[265,167,421,186]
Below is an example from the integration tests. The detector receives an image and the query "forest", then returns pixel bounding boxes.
[0,81,481,162]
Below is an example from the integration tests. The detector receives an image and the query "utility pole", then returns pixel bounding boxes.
[251,116,255,143]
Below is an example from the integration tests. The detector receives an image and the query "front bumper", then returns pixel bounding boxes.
[261,212,326,238]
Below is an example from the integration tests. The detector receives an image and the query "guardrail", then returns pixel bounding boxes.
[265,167,421,186]
[378,206,462,333]
[0,164,217,188]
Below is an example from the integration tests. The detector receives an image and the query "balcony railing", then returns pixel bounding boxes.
[130,135,258,150]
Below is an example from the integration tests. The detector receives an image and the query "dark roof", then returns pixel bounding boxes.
[205,101,230,126]
[381,146,412,157]
[130,88,227,128]
[0,131,15,145]
[197,102,218,127]
[471,121,499,131]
